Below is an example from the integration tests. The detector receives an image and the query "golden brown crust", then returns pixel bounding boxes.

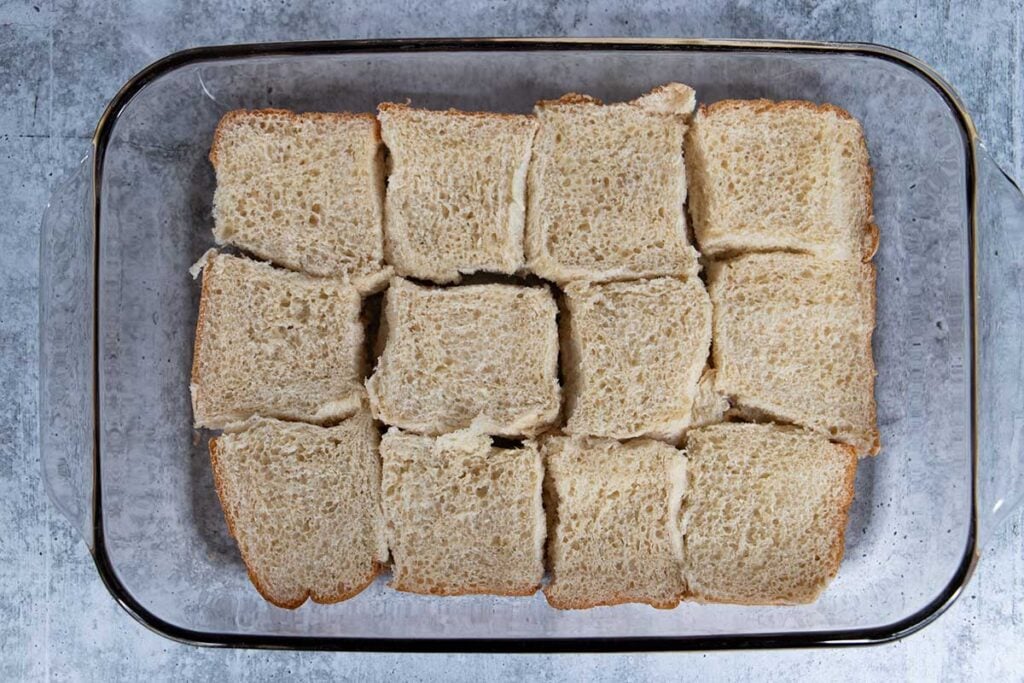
[544,585,683,610]
[244,562,382,610]
[685,591,817,607]
[854,124,877,263]
[863,222,880,261]
[700,98,855,121]
[535,92,603,108]
[207,436,232,527]
[189,253,217,425]
[208,108,378,168]
[378,101,536,125]
[863,262,881,455]
[389,580,541,598]
[828,444,860,579]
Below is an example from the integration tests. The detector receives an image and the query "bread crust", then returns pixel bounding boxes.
[863,263,881,455]
[699,97,855,120]
[535,92,603,108]
[189,252,217,425]
[378,101,536,125]
[390,581,541,598]
[544,587,682,610]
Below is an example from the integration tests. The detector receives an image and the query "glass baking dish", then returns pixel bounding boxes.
[38,38,1024,651]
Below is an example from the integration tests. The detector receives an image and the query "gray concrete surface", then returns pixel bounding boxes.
[2,0,1022,680]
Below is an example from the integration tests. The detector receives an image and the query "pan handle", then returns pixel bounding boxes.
[38,155,94,549]
[976,148,1024,547]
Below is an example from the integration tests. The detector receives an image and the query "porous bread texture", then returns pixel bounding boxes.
[683,423,857,604]
[686,99,876,262]
[366,277,561,437]
[378,103,538,283]
[209,109,390,293]
[561,276,712,442]
[690,368,730,429]
[526,83,701,284]
[708,252,879,455]
[190,252,365,429]
[542,435,687,609]
[380,428,545,596]
[209,412,387,608]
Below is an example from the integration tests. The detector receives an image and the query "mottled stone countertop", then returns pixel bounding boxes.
[1,1,1021,680]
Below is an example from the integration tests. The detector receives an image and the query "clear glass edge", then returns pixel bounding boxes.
[975,146,1024,543]
[38,153,94,548]
[70,37,988,650]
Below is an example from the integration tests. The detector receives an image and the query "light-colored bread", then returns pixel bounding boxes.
[709,252,878,455]
[690,368,730,429]
[561,277,711,442]
[686,99,876,261]
[683,423,857,604]
[378,103,538,283]
[209,109,390,293]
[366,277,561,437]
[209,412,387,608]
[380,428,545,596]
[525,83,701,284]
[542,435,686,610]
[190,252,364,429]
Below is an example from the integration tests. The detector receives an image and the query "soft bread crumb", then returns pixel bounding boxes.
[209,109,388,292]
[525,83,701,284]
[684,423,857,604]
[562,277,711,442]
[209,412,387,608]
[191,252,365,429]
[366,277,561,437]
[708,252,878,455]
[686,99,874,261]
[542,435,687,609]
[379,104,538,284]
[380,428,545,596]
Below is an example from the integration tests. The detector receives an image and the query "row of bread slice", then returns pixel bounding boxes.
[211,412,856,609]
[191,251,876,455]
[208,84,874,292]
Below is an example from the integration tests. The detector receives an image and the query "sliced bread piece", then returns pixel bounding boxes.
[380,428,545,596]
[561,277,711,442]
[366,277,560,437]
[191,252,364,429]
[209,109,389,293]
[709,252,878,455]
[686,99,876,261]
[526,83,701,284]
[209,412,387,608]
[542,435,686,609]
[684,423,857,604]
[378,103,538,283]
